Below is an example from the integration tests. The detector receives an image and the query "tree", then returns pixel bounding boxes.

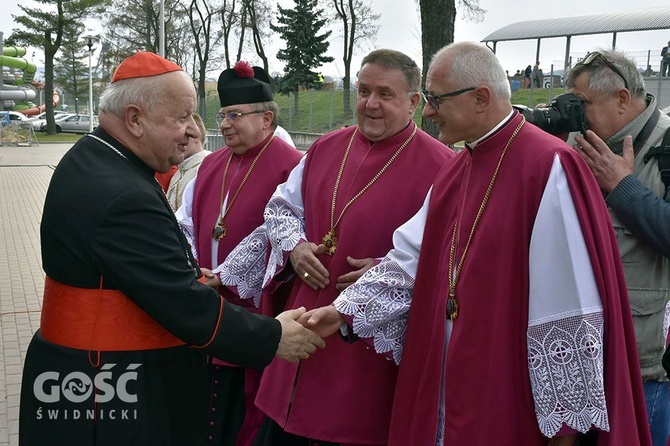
[218,0,241,69]
[10,0,110,134]
[235,1,248,63]
[230,0,272,73]
[96,37,127,92]
[271,0,334,115]
[332,0,379,120]
[241,0,272,73]
[184,0,223,118]
[103,0,192,67]
[53,22,89,115]
[418,0,484,137]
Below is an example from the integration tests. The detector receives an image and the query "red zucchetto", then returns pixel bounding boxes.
[111,52,183,83]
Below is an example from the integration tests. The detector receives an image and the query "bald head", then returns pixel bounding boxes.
[422,41,513,145]
[431,42,511,102]
[99,71,196,118]
[97,70,200,173]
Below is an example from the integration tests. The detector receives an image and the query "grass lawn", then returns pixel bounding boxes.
[512,87,566,108]
[200,86,567,133]
[34,132,82,144]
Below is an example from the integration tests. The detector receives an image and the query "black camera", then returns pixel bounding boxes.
[514,93,587,136]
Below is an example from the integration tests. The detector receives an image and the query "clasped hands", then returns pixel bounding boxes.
[274,242,373,363]
[274,304,346,364]
[290,241,374,291]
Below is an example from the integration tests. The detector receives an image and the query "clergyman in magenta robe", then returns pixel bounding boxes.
[219,49,454,445]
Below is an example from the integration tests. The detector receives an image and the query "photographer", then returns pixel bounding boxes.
[566,49,670,446]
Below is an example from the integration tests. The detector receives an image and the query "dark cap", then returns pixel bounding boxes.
[217,61,274,107]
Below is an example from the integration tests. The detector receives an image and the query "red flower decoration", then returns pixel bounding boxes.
[233,61,254,78]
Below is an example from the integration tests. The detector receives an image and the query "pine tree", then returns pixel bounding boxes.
[10,0,110,134]
[271,0,334,116]
[53,22,89,115]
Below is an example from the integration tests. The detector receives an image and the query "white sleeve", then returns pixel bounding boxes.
[216,224,270,306]
[217,157,307,305]
[175,176,198,259]
[385,187,431,277]
[261,157,308,283]
[273,155,305,209]
[527,154,608,437]
[274,125,296,148]
[334,188,432,365]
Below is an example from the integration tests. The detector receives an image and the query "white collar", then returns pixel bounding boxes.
[465,109,515,149]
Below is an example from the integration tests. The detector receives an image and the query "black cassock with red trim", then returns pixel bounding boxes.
[20,128,280,445]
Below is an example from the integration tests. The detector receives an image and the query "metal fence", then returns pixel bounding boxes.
[205,129,319,152]
[204,48,670,151]
[274,89,358,134]
[204,130,224,151]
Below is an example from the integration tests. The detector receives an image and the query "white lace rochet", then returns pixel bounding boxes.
[334,256,414,365]
[217,196,306,307]
[217,225,269,307]
[527,309,609,437]
[262,196,306,285]
[527,154,610,437]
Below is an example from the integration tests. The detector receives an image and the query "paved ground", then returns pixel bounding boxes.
[0,143,73,446]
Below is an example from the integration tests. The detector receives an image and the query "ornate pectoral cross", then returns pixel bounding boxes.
[446,287,459,321]
[212,221,227,241]
[322,229,338,255]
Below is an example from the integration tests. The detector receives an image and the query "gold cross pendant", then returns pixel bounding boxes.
[212,222,227,241]
[322,229,338,255]
[446,288,458,321]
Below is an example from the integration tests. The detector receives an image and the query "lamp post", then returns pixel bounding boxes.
[159,0,165,57]
[82,35,98,133]
[1,31,5,114]
[86,37,94,133]
[95,35,118,89]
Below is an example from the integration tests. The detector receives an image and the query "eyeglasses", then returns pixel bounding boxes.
[422,87,476,110]
[215,110,264,125]
[579,52,629,90]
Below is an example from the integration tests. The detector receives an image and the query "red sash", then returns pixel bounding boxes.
[40,276,186,351]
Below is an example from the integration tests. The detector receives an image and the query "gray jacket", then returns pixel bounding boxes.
[606,94,670,381]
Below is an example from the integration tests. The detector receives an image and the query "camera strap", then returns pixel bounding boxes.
[641,108,670,197]
[633,107,660,156]
[657,132,670,197]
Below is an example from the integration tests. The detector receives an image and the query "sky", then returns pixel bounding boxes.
[2,0,670,79]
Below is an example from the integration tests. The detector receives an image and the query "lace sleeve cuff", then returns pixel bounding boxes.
[263,196,307,285]
[527,155,609,437]
[179,222,198,261]
[334,257,414,365]
[528,309,609,437]
[217,225,270,308]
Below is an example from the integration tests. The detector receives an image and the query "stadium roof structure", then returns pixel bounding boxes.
[481,6,670,72]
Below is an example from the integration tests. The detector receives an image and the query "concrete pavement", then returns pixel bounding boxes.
[0,143,73,446]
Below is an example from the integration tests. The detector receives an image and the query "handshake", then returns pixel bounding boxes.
[274,305,345,363]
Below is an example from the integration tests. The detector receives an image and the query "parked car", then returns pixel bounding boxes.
[34,113,75,130]
[42,114,99,134]
[26,110,69,122]
[0,111,33,127]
